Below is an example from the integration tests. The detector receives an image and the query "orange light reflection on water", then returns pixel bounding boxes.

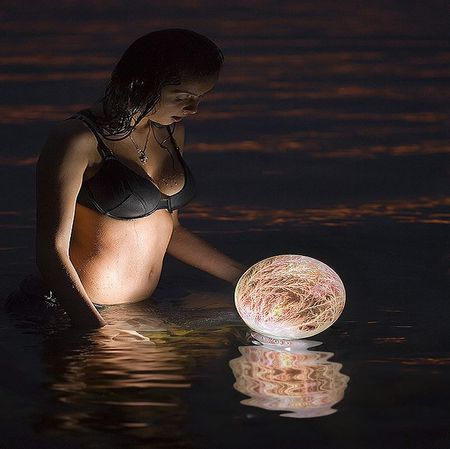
[182,197,450,227]
[368,358,450,366]
[1,103,447,127]
[0,71,109,82]
[373,337,407,345]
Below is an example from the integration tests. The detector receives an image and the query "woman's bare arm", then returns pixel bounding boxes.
[166,223,247,285]
[36,120,106,328]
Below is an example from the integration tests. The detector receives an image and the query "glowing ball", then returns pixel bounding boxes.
[234,255,346,339]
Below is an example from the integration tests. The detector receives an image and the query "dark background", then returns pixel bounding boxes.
[0,1,449,448]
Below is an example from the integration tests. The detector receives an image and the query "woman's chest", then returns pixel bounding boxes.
[85,138,185,197]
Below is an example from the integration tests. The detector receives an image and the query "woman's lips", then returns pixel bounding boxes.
[172,116,183,122]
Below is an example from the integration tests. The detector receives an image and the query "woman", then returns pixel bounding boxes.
[33,29,247,328]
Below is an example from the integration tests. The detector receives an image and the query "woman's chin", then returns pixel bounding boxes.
[150,116,183,126]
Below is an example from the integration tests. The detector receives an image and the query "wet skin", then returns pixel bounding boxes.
[69,77,217,305]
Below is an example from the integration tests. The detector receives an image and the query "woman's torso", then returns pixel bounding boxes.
[68,108,195,305]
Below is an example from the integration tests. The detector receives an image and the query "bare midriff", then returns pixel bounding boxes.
[69,203,174,305]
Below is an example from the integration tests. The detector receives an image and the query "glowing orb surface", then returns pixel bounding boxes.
[234,255,346,339]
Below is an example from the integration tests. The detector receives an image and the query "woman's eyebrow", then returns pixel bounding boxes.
[173,87,214,96]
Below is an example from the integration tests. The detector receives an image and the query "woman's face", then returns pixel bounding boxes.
[148,75,218,125]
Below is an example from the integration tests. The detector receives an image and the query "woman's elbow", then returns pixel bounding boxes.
[35,238,69,271]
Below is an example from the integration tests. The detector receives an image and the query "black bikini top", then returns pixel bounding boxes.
[70,110,196,220]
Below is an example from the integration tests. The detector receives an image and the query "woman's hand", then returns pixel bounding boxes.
[97,324,152,342]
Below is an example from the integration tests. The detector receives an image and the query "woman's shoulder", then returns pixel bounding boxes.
[48,114,97,148]
[41,113,100,163]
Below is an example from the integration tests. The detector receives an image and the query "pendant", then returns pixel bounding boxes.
[138,151,148,164]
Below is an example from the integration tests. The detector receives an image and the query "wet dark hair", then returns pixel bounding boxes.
[98,29,224,137]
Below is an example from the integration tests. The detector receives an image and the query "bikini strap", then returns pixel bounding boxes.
[66,110,116,161]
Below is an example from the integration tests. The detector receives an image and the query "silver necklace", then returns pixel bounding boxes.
[129,121,151,164]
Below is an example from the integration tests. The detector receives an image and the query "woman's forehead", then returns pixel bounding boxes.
[168,77,217,96]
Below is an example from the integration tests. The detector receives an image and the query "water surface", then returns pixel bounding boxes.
[0,1,449,448]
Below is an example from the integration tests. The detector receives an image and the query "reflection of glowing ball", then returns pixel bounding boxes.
[234,255,346,339]
[229,344,349,418]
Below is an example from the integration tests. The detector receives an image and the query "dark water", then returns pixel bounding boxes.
[0,1,449,448]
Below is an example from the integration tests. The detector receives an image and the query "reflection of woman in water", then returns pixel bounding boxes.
[27,29,246,328]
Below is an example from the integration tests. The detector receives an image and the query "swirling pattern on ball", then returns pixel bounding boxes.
[234,255,346,339]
